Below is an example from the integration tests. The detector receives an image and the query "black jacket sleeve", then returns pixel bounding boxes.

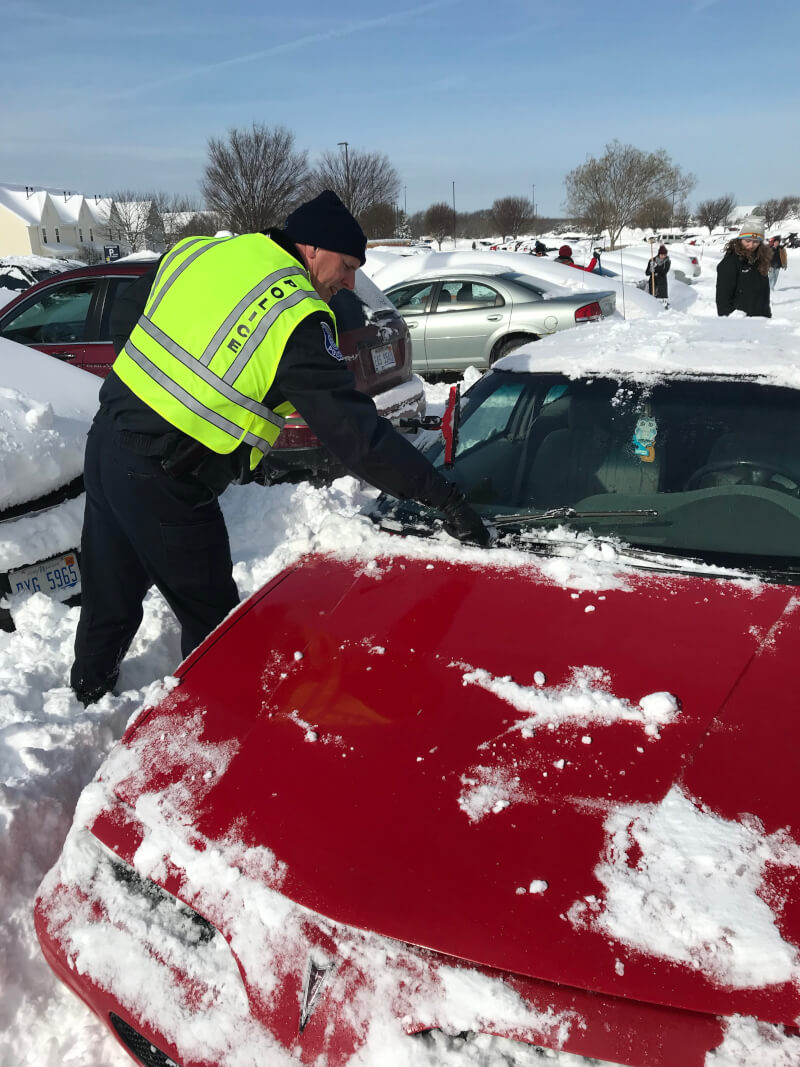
[715,254,738,317]
[111,263,160,353]
[267,312,454,509]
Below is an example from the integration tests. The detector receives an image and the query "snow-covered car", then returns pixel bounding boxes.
[0,255,79,310]
[600,244,702,286]
[0,262,425,482]
[34,332,800,1065]
[0,336,98,629]
[384,268,615,373]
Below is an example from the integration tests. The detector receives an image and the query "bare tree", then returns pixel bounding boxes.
[107,190,161,252]
[171,210,225,246]
[458,208,491,238]
[424,202,453,249]
[672,201,692,230]
[695,194,736,234]
[489,197,532,240]
[307,147,400,221]
[407,210,426,239]
[202,123,309,233]
[151,192,213,249]
[359,201,399,240]
[755,196,800,229]
[564,140,696,249]
[633,196,672,232]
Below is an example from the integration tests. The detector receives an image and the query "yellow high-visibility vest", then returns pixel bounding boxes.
[113,232,334,469]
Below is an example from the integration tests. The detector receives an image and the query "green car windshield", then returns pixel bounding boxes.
[417,370,800,570]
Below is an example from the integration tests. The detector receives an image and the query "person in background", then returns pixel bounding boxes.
[554,244,600,272]
[70,190,488,707]
[645,245,671,303]
[716,217,772,318]
[768,235,787,290]
[533,241,548,256]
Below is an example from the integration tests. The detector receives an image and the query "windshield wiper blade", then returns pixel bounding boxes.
[491,507,660,527]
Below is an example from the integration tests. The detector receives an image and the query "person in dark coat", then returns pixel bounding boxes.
[645,245,671,301]
[533,241,547,256]
[716,217,772,318]
[70,191,488,706]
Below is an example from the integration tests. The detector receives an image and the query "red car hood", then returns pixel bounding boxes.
[112,552,800,1026]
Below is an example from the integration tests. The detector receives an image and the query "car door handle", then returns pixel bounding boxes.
[51,351,77,360]
[406,321,418,329]
[486,314,502,321]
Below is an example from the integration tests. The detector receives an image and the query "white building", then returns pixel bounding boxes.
[0,183,166,261]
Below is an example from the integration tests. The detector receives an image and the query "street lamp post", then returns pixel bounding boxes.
[452,180,456,248]
[337,141,351,211]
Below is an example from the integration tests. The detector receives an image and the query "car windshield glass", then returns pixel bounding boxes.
[406,371,800,570]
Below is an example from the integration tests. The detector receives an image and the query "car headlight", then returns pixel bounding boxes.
[87,832,217,948]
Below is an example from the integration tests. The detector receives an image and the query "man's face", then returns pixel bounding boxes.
[305,247,360,303]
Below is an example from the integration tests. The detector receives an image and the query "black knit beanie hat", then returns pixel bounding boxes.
[284,190,367,265]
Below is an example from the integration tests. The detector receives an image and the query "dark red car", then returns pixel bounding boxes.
[0,261,424,480]
[34,356,800,1065]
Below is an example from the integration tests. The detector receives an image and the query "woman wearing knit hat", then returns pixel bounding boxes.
[715,217,772,318]
[645,245,671,303]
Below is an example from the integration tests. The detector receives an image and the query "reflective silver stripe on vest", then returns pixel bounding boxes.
[123,338,274,453]
[148,237,228,317]
[134,316,286,429]
[223,288,318,384]
[202,266,307,367]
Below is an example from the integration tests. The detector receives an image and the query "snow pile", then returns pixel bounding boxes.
[0,337,99,509]
[571,786,800,989]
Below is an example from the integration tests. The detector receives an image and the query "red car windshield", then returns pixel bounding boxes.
[394,371,800,572]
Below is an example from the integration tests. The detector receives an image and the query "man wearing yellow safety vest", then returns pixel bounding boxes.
[70,190,487,706]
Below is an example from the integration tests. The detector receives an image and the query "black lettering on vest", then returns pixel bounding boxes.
[237,324,249,338]
[270,286,284,299]
[228,338,241,353]
[285,278,297,289]
[258,297,270,311]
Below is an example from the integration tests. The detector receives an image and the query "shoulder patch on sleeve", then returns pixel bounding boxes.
[320,321,344,361]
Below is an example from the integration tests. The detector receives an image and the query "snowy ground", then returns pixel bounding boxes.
[3,241,800,1065]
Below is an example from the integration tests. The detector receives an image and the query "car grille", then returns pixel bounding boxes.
[109,1013,183,1067]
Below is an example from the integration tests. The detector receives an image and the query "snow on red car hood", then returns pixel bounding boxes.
[112,552,800,1026]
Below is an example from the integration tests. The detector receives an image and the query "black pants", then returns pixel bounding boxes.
[71,414,239,704]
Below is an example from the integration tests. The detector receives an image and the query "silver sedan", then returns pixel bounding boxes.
[384,270,616,374]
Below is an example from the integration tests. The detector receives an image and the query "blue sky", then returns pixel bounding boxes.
[2,0,798,218]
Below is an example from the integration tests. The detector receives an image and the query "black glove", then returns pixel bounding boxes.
[440,486,490,546]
